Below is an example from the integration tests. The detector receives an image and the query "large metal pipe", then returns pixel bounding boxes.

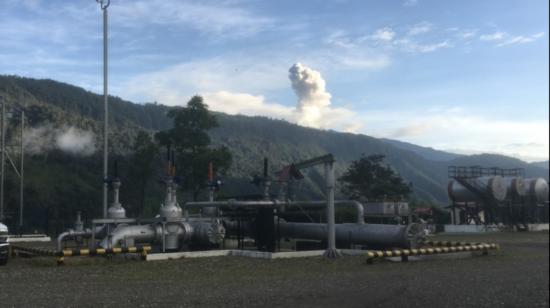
[186,199,364,224]
[99,220,226,249]
[185,200,278,210]
[279,222,425,249]
[286,200,365,224]
[101,224,160,249]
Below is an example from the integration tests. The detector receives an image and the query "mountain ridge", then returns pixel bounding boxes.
[1,75,548,207]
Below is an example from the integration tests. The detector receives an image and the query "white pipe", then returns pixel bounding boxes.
[100,224,159,249]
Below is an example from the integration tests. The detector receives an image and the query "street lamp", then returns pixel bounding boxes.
[97,0,110,218]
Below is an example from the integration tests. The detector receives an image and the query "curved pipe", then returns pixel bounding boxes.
[57,225,107,252]
[56,229,92,252]
[100,224,159,249]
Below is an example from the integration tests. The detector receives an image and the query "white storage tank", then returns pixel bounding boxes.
[447,176,507,202]
[503,177,527,197]
[525,178,549,204]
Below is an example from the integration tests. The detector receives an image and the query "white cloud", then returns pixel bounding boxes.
[389,123,433,138]
[364,108,549,162]
[394,39,451,53]
[479,31,506,41]
[122,56,288,105]
[204,91,293,119]
[403,0,418,7]
[458,30,477,39]
[408,22,432,36]
[371,27,396,42]
[497,32,545,47]
[324,31,356,48]
[112,0,274,38]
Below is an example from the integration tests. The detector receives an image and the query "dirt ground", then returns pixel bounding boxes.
[1,232,548,308]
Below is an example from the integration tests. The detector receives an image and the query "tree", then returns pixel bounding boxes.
[124,131,158,216]
[157,96,232,200]
[339,154,412,201]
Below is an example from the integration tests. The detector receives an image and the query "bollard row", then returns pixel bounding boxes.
[366,243,499,264]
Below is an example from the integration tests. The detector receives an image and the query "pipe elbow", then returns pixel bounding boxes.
[350,200,365,224]
[56,231,72,252]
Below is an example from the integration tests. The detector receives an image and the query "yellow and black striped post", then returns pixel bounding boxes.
[366,243,499,264]
[56,245,151,265]
[11,245,57,257]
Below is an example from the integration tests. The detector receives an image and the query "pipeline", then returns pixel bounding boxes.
[56,225,108,252]
[99,220,226,250]
[186,200,279,211]
[100,224,161,249]
[186,199,365,224]
[286,200,365,224]
[278,221,425,249]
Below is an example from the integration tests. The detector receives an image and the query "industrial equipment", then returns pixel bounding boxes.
[0,222,8,265]
[447,166,549,226]
[55,155,427,260]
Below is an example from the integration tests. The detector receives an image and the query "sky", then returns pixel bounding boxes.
[1,0,548,162]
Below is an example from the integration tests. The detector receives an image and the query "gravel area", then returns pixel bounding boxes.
[1,231,548,307]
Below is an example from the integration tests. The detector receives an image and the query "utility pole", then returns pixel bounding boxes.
[19,110,24,228]
[97,0,110,218]
[0,98,5,222]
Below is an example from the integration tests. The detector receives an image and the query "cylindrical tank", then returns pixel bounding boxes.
[278,222,425,248]
[503,177,527,197]
[447,176,507,202]
[525,178,549,204]
[447,180,477,202]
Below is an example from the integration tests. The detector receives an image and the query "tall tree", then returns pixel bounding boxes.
[125,131,158,216]
[339,154,412,201]
[157,96,232,200]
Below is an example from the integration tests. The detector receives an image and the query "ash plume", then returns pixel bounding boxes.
[288,63,332,128]
[288,63,362,133]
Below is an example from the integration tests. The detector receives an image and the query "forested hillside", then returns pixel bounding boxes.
[0,75,547,233]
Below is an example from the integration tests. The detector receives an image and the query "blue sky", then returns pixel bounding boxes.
[1,0,548,161]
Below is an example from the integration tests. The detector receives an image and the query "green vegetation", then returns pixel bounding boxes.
[0,75,547,234]
[339,154,412,201]
[156,96,232,200]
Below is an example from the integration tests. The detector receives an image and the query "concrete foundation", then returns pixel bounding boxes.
[527,224,549,231]
[443,225,501,233]
[146,249,328,261]
[8,234,51,242]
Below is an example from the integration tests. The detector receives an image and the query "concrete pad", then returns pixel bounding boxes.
[527,224,549,231]
[270,250,325,259]
[386,252,474,262]
[8,235,51,242]
[443,224,501,233]
[147,249,328,261]
[147,250,231,261]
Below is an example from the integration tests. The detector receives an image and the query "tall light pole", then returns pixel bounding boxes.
[97,0,110,218]
[0,98,5,222]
